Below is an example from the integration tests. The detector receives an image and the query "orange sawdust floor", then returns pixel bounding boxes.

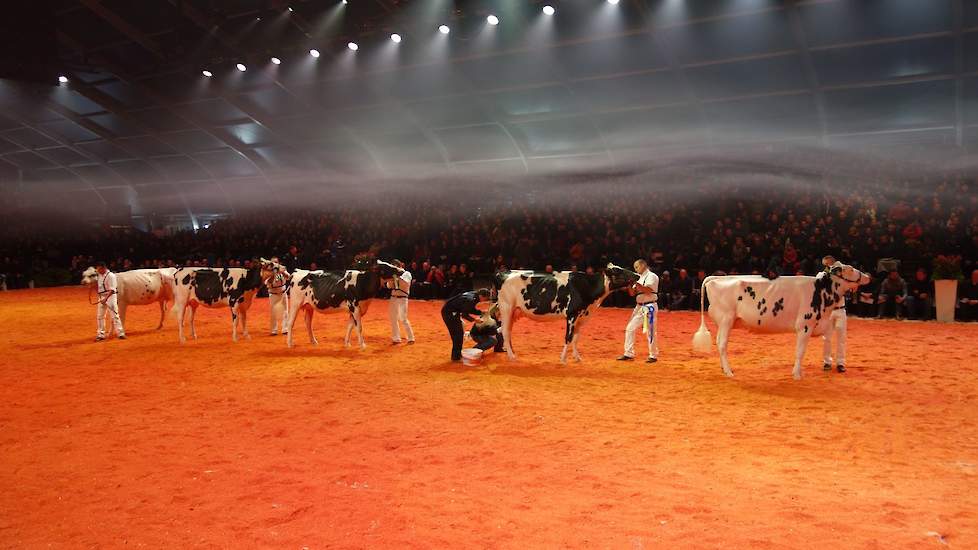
[1,286,977,549]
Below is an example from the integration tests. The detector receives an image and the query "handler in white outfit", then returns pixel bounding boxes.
[94,262,125,341]
[389,259,415,344]
[267,257,290,336]
[618,259,659,363]
[821,256,847,373]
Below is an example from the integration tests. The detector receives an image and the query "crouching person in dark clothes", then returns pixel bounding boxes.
[442,288,492,361]
[470,304,505,352]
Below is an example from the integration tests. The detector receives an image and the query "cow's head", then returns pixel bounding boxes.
[376,259,404,280]
[80,267,98,286]
[826,261,870,290]
[604,263,640,291]
[258,257,287,282]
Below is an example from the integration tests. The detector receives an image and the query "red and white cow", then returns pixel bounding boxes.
[495,264,639,363]
[81,267,176,331]
[692,262,869,379]
[170,260,280,342]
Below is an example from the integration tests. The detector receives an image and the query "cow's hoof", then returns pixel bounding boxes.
[793,373,802,380]
[574,355,583,363]
[723,370,735,378]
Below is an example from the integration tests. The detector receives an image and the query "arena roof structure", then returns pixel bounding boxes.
[0,0,977,221]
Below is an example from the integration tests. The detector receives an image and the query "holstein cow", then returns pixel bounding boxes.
[692,262,869,379]
[495,264,639,363]
[285,259,403,349]
[170,259,280,343]
[81,267,176,331]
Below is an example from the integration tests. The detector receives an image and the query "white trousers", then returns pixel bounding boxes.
[269,292,289,334]
[822,310,847,366]
[389,297,414,342]
[97,294,124,337]
[624,302,658,359]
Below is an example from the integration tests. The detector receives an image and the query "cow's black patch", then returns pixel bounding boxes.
[737,296,743,301]
[772,297,785,317]
[744,286,756,300]
[192,270,225,304]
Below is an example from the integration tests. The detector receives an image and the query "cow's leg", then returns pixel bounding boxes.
[239,296,253,340]
[189,304,198,339]
[352,308,366,350]
[571,316,588,362]
[156,299,166,330]
[715,317,734,377]
[499,304,517,361]
[118,302,128,332]
[231,305,239,342]
[175,301,186,343]
[792,331,809,380]
[305,308,318,345]
[559,317,576,365]
[286,300,301,348]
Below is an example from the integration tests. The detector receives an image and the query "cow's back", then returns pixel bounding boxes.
[117,269,168,306]
[706,276,819,334]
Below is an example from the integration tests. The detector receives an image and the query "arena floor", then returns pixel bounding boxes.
[1,287,976,549]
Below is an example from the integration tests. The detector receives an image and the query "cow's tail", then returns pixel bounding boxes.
[692,277,713,354]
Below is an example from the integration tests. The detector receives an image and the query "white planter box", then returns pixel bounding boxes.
[934,279,957,323]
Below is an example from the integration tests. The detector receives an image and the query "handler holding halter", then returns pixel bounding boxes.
[266,256,290,336]
[618,259,658,363]
[93,261,125,342]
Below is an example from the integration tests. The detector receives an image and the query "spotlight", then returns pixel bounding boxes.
[543,5,555,15]
[487,14,499,25]
[309,48,321,58]
[439,24,450,34]
[58,75,69,84]
[390,33,402,43]
[607,0,619,4]
[201,70,213,77]
[271,57,281,65]
[347,42,358,51]
[287,6,293,11]
[236,63,247,72]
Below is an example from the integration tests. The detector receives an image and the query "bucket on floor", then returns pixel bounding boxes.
[461,348,484,367]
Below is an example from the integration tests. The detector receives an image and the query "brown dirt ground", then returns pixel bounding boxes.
[1,286,977,549]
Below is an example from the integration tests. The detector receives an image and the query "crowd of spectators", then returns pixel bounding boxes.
[2,157,977,319]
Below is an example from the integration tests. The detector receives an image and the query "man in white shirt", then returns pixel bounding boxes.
[618,259,658,363]
[266,256,290,336]
[389,259,415,345]
[94,261,125,341]
[820,255,848,373]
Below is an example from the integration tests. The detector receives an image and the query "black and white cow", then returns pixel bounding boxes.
[495,264,639,363]
[170,259,280,343]
[692,262,870,379]
[285,259,403,349]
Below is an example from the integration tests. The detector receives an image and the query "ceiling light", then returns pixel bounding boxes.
[271,57,281,65]
[201,70,213,77]
[543,5,555,15]
[347,42,358,51]
[487,14,499,25]
[390,33,401,43]
[309,48,320,58]
[236,63,247,72]
[439,25,450,34]
[607,0,620,4]
[58,75,69,84]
